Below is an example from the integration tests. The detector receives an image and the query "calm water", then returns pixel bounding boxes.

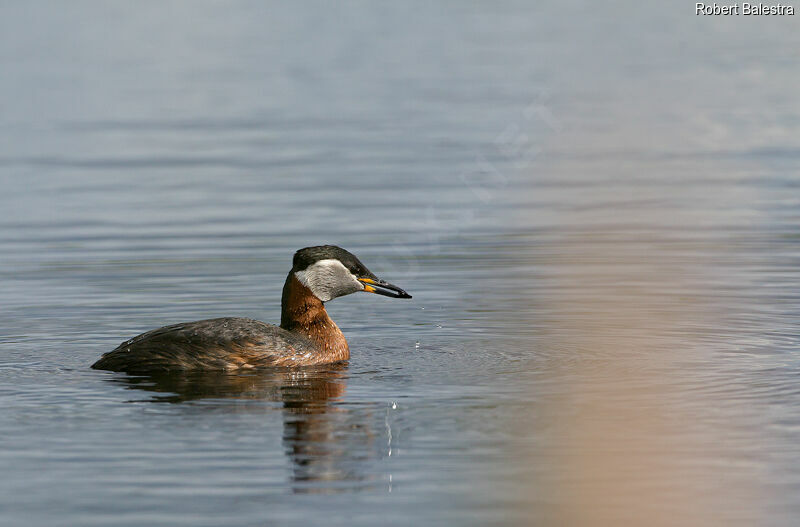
[1,3,799,526]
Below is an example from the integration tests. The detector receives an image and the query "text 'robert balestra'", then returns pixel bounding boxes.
[696,3,795,14]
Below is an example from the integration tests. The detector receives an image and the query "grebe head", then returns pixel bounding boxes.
[292,245,412,302]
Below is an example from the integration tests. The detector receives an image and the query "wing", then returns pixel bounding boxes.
[91,317,320,373]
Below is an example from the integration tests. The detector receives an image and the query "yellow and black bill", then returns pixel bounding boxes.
[358,277,412,299]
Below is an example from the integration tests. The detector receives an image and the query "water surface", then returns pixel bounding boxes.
[1,3,799,526]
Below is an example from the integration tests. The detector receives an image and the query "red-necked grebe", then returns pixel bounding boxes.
[91,245,411,374]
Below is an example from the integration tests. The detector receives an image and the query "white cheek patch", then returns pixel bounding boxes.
[295,259,364,302]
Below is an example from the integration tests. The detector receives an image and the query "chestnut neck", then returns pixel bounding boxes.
[280,273,349,361]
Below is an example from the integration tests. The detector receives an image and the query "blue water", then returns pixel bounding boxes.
[1,3,799,526]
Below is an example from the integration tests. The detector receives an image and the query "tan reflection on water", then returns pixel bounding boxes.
[522,220,763,525]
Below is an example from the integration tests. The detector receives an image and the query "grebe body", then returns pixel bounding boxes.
[91,246,411,374]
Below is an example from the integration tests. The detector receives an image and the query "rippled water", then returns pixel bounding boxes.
[1,3,799,526]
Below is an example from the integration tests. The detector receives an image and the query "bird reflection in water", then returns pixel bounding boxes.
[106,365,382,493]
